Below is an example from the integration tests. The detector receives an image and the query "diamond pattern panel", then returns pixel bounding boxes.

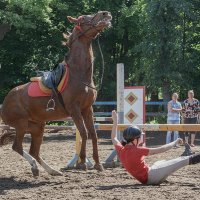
[125,109,138,123]
[125,92,138,105]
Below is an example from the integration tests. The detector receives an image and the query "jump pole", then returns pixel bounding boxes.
[94,124,200,131]
[105,63,124,164]
[66,128,93,169]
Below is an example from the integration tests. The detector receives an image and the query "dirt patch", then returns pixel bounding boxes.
[0,131,200,200]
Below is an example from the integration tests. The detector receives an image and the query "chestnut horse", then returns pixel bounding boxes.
[0,11,112,176]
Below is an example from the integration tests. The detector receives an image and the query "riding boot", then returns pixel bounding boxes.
[181,143,194,156]
[189,153,200,165]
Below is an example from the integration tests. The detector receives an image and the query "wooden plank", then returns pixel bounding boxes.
[2,123,200,132]
[49,117,112,122]
[94,124,200,132]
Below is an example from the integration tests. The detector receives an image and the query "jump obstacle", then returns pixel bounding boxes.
[65,63,200,169]
[66,123,200,169]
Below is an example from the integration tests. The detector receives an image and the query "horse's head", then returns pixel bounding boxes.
[65,11,112,44]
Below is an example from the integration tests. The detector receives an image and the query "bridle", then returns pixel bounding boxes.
[69,13,103,46]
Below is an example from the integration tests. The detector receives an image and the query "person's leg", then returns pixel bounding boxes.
[147,152,200,185]
[190,117,197,147]
[174,131,179,142]
[184,118,189,143]
[147,157,189,185]
[185,134,189,143]
[166,120,172,144]
[173,120,180,142]
[191,134,196,147]
[166,131,172,144]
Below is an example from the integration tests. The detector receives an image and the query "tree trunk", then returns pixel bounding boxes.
[162,80,171,112]
[150,90,159,112]
[0,24,11,40]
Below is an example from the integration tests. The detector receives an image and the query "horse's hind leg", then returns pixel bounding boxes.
[12,120,39,176]
[82,107,104,171]
[28,121,62,176]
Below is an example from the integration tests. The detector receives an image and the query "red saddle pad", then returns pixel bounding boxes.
[28,66,69,97]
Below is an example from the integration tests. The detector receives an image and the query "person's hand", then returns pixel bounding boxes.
[171,108,175,112]
[175,138,183,145]
[112,110,118,125]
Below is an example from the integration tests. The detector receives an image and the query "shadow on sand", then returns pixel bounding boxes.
[95,183,165,191]
[0,176,64,195]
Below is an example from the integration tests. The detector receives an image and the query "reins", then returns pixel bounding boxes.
[97,36,104,92]
[81,35,105,92]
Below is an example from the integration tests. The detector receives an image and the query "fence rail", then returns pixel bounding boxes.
[93,101,167,106]
[0,102,167,118]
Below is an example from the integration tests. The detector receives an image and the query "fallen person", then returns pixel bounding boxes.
[111,110,200,185]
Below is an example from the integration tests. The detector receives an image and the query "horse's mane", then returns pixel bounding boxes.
[62,28,94,63]
[62,31,73,48]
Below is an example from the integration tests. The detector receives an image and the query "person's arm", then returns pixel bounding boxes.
[111,110,120,145]
[182,101,186,113]
[172,103,182,112]
[168,102,173,112]
[197,100,200,114]
[172,107,182,112]
[169,102,182,112]
[148,138,183,156]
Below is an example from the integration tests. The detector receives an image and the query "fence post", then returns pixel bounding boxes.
[117,63,124,140]
[105,63,124,163]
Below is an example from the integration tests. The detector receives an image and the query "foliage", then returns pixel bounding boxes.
[0,0,200,104]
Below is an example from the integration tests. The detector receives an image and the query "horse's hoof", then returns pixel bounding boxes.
[51,170,63,176]
[31,167,39,176]
[94,163,104,171]
[76,163,87,170]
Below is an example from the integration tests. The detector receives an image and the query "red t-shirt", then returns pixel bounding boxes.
[115,142,150,184]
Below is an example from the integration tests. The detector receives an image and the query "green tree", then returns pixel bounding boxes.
[133,0,200,102]
[0,0,200,105]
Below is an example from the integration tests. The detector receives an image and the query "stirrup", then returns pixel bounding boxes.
[46,98,55,111]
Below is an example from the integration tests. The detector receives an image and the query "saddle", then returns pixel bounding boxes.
[42,63,65,90]
[29,63,69,111]
[30,63,67,95]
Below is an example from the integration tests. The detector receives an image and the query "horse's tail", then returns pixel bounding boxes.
[0,105,16,147]
[0,129,16,147]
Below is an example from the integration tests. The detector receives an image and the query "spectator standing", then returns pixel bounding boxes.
[182,90,199,147]
[166,93,182,145]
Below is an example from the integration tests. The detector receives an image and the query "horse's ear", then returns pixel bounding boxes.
[67,16,78,23]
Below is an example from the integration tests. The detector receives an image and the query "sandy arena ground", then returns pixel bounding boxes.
[0,129,200,200]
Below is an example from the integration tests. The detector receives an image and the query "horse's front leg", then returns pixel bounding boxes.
[71,109,88,170]
[82,107,104,171]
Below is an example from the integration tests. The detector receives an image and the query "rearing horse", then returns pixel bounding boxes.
[0,11,112,176]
